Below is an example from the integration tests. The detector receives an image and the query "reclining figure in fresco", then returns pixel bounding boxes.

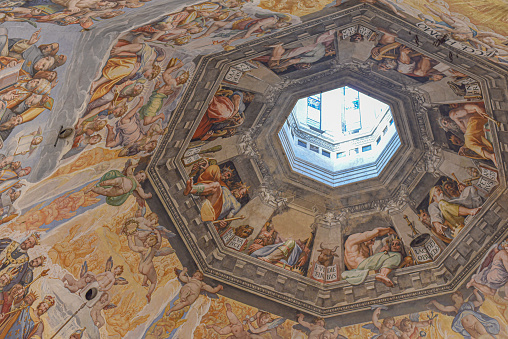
[342,227,406,288]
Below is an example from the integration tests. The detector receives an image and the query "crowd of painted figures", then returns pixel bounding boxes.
[0,0,507,338]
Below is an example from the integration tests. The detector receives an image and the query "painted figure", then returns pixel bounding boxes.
[191,89,253,142]
[165,267,223,315]
[127,227,174,302]
[137,58,189,126]
[342,228,402,287]
[90,292,115,328]
[295,313,343,339]
[62,261,96,293]
[246,311,286,339]
[0,234,39,272]
[207,303,264,338]
[0,294,54,339]
[184,164,247,222]
[90,159,152,207]
[95,257,127,292]
[428,290,500,338]
[467,241,508,299]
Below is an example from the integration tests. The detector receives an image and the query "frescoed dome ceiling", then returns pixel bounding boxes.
[149,3,508,322]
[2,0,508,337]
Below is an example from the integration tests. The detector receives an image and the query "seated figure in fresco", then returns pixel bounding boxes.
[467,240,508,299]
[88,36,165,103]
[418,209,452,244]
[442,179,484,207]
[183,164,247,223]
[342,227,403,287]
[441,103,498,167]
[249,221,310,270]
[191,89,253,142]
[428,290,500,338]
[428,185,481,237]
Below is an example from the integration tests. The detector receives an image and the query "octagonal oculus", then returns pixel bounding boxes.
[279,86,401,187]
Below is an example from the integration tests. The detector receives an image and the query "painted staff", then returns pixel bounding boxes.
[50,301,87,339]
[211,215,245,225]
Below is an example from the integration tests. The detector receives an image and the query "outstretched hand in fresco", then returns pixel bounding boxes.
[125,216,175,303]
[165,267,223,316]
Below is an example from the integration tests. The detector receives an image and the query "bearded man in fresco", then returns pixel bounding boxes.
[183,164,247,223]
[249,223,310,269]
[0,294,54,338]
[0,233,39,272]
[342,227,402,287]
[428,185,481,236]
[191,89,253,142]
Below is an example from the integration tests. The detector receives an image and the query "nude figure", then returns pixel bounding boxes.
[398,316,433,339]
[343,227,402,287]
[372,308,398,338]
[90,292,115,328]
[247,311,285,339]
[127,229,174,302]
[96,264,125,292]
[207,303,263,338]
[165,267,223,315]
[296,314,342,339]
[62,271,96,293]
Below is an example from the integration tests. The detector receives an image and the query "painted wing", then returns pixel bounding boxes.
[292,323,311,336]
[409,313,420,322]
[155,226,176,239]
[201,290,220,299]
[362,323,380,334]
[267,318,286,329]
[79,261,88,278]
[122,159,133,176]
[478,245,498,274]
[254,13,291,22]
[105,256,113,272]
[104,303,117,310]
[114,277,128,285]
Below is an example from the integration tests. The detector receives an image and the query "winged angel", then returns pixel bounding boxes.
[62,256,127,294]
[363,305,435,339]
